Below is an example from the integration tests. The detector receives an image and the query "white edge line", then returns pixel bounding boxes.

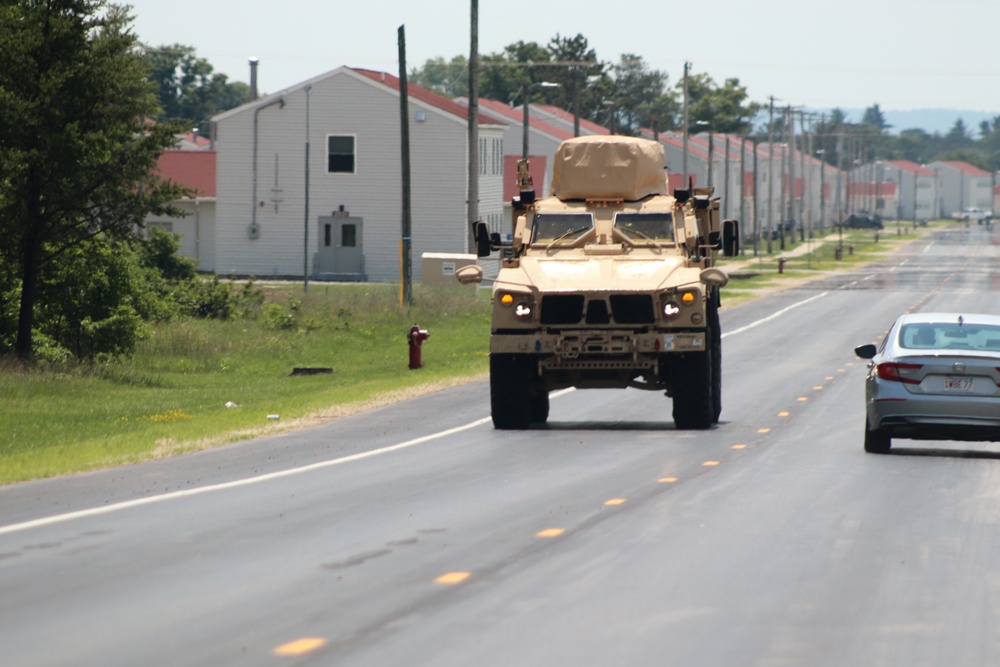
[721,292,828,339]
[0,416,493,537]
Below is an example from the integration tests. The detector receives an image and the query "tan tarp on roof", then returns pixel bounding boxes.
[550,135,667,201]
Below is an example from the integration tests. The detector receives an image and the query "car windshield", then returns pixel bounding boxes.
[531,213,594,244]
[613,212,674,242]
[900,323,1000,351]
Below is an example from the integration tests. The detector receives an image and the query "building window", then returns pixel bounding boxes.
[342,223,357,247]
[328,135,355,173]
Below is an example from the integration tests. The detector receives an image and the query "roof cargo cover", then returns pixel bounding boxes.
[550,135,667,201]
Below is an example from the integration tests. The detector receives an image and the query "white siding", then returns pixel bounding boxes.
[213,69,507,282]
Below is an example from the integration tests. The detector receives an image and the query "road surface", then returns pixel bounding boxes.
[2,223,999,666]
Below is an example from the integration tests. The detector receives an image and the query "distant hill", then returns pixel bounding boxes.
[832,108,998,136]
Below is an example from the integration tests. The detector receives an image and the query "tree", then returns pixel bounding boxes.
[408,55,468,98]
[0,0,186,360]
[606,54,673,135]
[683,73,761,135]
[861,103,890,131]
[143,43,249,129]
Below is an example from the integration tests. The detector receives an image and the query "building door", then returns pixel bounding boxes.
[315,216,364,279]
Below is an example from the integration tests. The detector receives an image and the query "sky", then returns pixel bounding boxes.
[126,0,1000,114]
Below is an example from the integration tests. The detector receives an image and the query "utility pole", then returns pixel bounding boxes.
[779,107,788,250]
[799,111,807,240]
[724,134,730,219]
[303,84,311,292]
[397,25,413,306]
[682,61,690,185]
[753,138,760,256]
[467,0,479,253]
[767,96,775,254]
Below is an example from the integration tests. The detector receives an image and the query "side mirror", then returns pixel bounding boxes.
[854,344,877,360]
[722,219,740,257]
[472,220,492,258]
[456,264,484,285]
[699,267,729,288]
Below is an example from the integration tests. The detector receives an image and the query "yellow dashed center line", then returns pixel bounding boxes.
[658,477,678,483]
[778,411,790,417]
[536,528,565,538]
[435,571,471,585]
[731,444,746,450]
[604,498,627,506]
[274,638,327,656]
[813,385,824,390]
[825,376,834,380]
[797,397,808,402]
[758,428,771,433]
[702,461,720,467]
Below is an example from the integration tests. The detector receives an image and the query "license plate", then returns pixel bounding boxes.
[943,376,974,392]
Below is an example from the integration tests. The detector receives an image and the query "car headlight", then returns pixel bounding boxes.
[514,302,533,319]
[663,300,681,318]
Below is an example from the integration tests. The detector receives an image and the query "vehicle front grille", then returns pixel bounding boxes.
[540,293,655,326]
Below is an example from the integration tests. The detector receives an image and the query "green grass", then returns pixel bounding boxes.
[0,283,491,484]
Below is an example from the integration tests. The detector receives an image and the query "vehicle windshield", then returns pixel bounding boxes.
[613,212,673,242]
[531,213,594,244]
[900,323,1000,351]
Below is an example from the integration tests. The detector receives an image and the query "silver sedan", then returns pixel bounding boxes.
[854,312,1000,453]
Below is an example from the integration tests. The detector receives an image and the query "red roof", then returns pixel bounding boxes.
[886,159,935,176]
[476,98,573,141]
[531,104,611,136]
[351,69,507,127]
[157,150,217,197]
[936,160,990,176]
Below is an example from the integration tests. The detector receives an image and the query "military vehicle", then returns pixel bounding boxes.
[458,135,739,429]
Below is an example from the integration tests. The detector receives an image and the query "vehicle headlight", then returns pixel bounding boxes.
[663,300,681,318]
[514,302,533,319]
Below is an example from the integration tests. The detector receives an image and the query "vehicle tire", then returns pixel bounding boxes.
[529,387,550,424]
[864,416,891,454]
[490,354,534,429]
[707,295,722,423]
[671,349,714,430]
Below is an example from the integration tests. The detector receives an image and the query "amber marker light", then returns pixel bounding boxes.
[680,291,696,305]
[500,293,514,306]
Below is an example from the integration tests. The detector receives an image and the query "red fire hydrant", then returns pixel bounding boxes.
[408,324,430,369]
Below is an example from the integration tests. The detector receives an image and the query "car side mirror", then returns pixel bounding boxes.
[472,220,492,258]
[854,344,877,359]
[455,264,484,285]
[722,219,740,257]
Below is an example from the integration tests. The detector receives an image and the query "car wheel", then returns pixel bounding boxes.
[490,354,533,429]
[528,387,550,424]
[708,296,722,423]
[671,350,714,430]
[864,416,891,454]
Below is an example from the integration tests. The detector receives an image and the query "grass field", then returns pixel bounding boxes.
[0,221,943,484]
[0,283,491,484]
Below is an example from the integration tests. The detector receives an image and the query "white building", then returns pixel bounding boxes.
[209,66,507,281]
[927,161,993,219]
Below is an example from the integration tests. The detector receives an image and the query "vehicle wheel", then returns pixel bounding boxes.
[707,295,722,423]
[490,354,533,429]
[864,416,891,454]
[671,349,714,430]
[529,387,550,424]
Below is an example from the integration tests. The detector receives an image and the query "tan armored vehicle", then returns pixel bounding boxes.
[460,135,739,429]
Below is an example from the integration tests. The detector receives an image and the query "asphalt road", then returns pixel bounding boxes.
[2,223,999,666]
